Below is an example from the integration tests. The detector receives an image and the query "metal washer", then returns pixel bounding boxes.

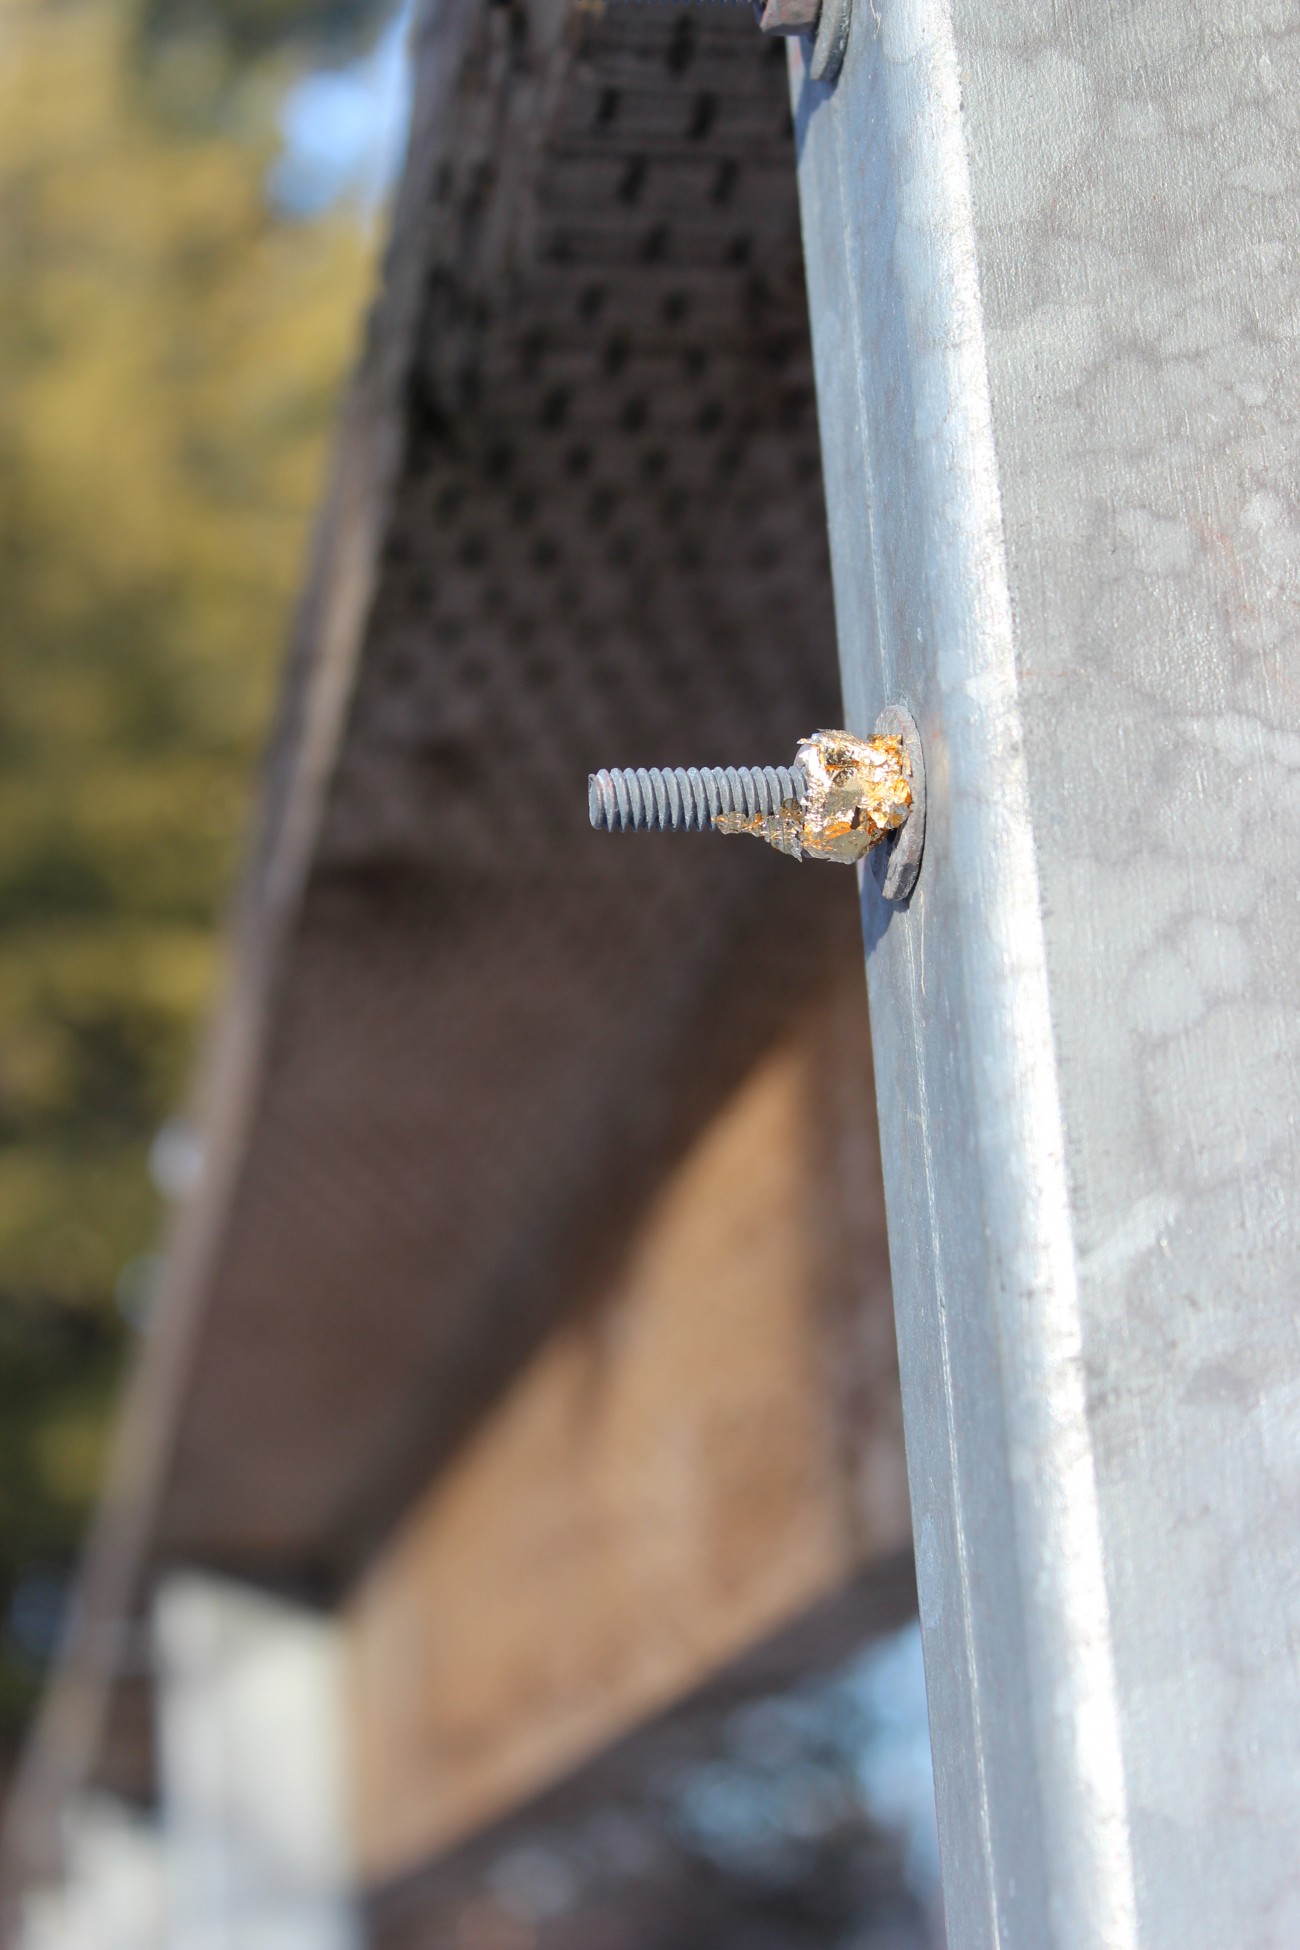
[870,702,925,901]
[809,0,852,85]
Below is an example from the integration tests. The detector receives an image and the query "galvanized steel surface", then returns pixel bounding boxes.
[791,3,1300,1946]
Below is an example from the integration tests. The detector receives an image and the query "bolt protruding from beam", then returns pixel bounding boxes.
[589,719,922,882]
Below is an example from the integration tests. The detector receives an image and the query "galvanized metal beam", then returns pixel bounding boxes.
[791,5,1300,1946]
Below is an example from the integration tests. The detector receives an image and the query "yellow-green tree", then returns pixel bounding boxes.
[0,0,377,1756]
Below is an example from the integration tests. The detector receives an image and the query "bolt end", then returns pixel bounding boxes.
[588,772,607,831]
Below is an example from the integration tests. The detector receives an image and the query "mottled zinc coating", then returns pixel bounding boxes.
[714,727,912,860]
[793,5,1300,1949]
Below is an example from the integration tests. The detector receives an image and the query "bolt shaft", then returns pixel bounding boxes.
[589,764,806,834]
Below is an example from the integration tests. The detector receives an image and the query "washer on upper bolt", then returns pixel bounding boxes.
[809,0,852,84]
[756,0,853,86]
[870,702,926,902]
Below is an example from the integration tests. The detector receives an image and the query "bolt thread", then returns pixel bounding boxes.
[589,764,806,833]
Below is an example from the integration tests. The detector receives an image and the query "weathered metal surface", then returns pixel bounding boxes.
[791,2,1300,1946]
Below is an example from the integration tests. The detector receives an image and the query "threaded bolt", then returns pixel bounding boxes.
[586,710,926,895]
[588,764,807,834]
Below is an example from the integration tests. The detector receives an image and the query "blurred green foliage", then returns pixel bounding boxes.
[137,0,380,63]
[0,0,378,1760]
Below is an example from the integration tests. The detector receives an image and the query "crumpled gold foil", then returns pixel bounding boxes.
[714,728,912,863]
